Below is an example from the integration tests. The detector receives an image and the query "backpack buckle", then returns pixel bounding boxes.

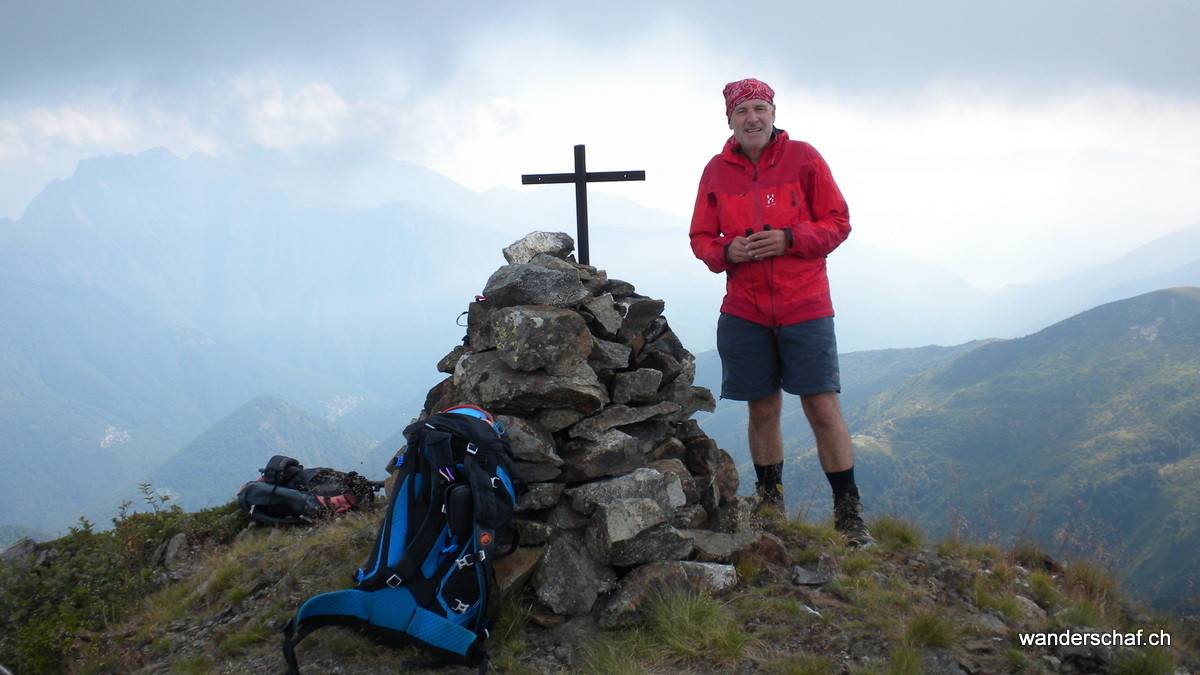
[451,599,471,613]
[456,550,486,570]
[466,442,479,455]
[386,574,403,588]
[490,477,501,489]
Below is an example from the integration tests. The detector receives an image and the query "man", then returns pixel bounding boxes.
[689,78,872,546]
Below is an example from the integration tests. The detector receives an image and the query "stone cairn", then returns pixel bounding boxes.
[421,232,780,628]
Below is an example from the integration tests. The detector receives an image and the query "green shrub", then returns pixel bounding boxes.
[0,493,246,672]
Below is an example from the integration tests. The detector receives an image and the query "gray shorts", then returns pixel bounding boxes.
[716,313,841,400]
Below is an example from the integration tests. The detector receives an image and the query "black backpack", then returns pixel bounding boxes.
[281,406,528,672]
[237,455,382,526]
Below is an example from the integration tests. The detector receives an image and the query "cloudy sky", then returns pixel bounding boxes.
[2,1,1198,289]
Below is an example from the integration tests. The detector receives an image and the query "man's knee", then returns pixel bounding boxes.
[801,391,843,429]
[748,389,783,426]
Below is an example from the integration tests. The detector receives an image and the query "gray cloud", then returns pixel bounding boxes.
[3,1,1198,100]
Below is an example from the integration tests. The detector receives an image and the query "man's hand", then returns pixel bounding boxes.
[727,236,754,263]
[745,229,788,260]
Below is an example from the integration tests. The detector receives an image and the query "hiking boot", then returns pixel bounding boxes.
[755,481,785,514]
[833,490,875,548]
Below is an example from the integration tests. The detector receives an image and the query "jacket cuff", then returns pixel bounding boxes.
[723,243,733,265]
[782,227,794,250]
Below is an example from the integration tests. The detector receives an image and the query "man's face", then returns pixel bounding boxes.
[728,99,776,154]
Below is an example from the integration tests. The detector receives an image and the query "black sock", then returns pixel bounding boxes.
[825,466,857,496]
[754,462,783,487]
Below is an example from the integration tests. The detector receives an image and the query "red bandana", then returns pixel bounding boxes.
[723,78,775,117]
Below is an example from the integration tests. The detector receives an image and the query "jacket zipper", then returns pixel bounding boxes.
[751,166,774,326]
[754,164,781,327]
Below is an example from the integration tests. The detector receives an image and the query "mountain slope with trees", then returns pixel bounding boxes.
[0,273,357,534]
[844,288,1200,610]
[113,396,383,517]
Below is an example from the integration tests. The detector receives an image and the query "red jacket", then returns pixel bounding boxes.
[690,129,850,327]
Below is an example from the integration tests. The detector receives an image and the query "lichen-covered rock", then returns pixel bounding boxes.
[567,402,681,442]
[615,297,665,343]
[517,482,566,511]
[712,495,757,533]
[611,368,664,405]
[688,528,761,564]
[502,231,576,264]
[564,468,686,516]
[581,294,623,338]
[455,352,608,415]
[528,252,583,277]
[586,498,667,559]
[492,306,593,373]
[648,457,689,481]
[683,436,721,475]
[683,473,720,512]
[559,429,643,482]
[636,331,690,383]
[483,264,588,309]
[532,407,587,432]
[546,501,590,531]
[437,344,471,374]
[587,336,632,372]
[533,531,615,616]
[595,522,694,567]
[467,298,496,351]
[654,381,716,421]
[511,518,552,545]
[712,446,740,503]
[513,461,563,483]
[649,435,686,462]
[598,560,738,628]
[496,415,563,466]
[619,419,675,458]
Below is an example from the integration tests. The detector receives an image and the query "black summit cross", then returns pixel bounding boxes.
[521,144,645,266]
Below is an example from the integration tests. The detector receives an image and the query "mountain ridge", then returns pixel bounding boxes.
[852,287,1200,609]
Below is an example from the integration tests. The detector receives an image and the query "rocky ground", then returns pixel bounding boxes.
[50,504,1199,674]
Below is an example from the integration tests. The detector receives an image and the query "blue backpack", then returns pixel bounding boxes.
[281,406,527,672]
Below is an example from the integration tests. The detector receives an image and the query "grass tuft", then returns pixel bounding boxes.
[887,643,923,674]
[871,514,923,550]
[734,554,765,584]
[489,594,534,671]
[1112,647,1177,675]
[903,609,957,649]
[763,650,834,674]
[1003,645,1033,672]
[1063,559,1120,604]
[583,589,747,672]
[1053,599,1108,629]
[773,517,842,547]
[1028,570,1062,611]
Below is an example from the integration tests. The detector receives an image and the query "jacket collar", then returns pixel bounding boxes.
[722,127,789,167]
